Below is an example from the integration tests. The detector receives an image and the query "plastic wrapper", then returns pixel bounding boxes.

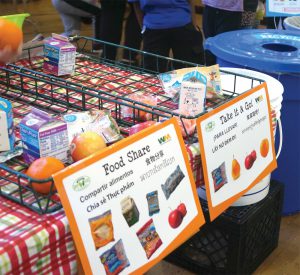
[63,110,122,144]
[136,219,162,259]
[89,210,114,249]
[0,143,23,163]
[160,112,196,139]
[212,162,228,192]
[122,94,157,121]
[161,165,185,199]
[158,65,223,102]
[100,239,130,275]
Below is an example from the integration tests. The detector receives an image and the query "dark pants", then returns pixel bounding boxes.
[202,5,242,65]
[99,0,127,60]
[123,3,142,61]
[142,23,204,73]
[99,1,142,61]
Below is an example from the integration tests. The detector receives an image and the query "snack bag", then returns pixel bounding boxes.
[136,219,162,259]
[159,65,223,102]
[158,71,182,101]
[122,94,157,121]
[161,165,185,199]
[63,110,122,144]
[89,210,114,249]
[100,239,130,275]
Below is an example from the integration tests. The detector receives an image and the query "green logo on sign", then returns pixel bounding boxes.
[158,133,171,145]
[72,176,91,191]
[205,121,215,132]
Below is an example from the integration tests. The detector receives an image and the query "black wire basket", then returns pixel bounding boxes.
[0,36,264,214]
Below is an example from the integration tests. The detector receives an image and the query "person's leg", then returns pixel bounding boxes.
[123,3,142,63]
[202,5,218,65]
[142,28,170,73]
[171,23,204,69]
[100,0,127,60]
[202,6,242,65]
[214,9,242,35]
[51,0,91,36]
[202,5,217,39]
[92,15,102,50]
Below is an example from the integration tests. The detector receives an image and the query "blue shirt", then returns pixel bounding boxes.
[129,0,192,29]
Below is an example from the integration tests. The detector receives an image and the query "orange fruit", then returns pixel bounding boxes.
[0,18,23,52]
[70,131,107,162]
[26,156,65,194]
[260,138,269,158]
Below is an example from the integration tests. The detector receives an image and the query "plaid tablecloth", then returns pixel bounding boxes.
[0,144,201,275]
[0,54,205,274]
[0,197,77,275]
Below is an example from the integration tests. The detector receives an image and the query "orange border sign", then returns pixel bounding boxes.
[196,83,277,221]
[53,118,205,275]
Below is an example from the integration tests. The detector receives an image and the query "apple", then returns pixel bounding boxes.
[70,131,107,162]
[177,203,187,218]
[128,121,158,136]
[245,155,254,170]
[168,209,183,229]
[251,150,257,162]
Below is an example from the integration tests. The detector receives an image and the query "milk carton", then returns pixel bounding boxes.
[43,33,76,76]
[0,97,15,151]
[179,71,207,116]
[19,108,69,164]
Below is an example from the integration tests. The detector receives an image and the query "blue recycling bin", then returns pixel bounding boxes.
[205,29,300,215]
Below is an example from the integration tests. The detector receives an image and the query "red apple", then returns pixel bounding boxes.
[70,131,107,162]
[128,121,158,136]
[168,209,183,229]
[244,155,254,170]
[177,203,187,218]
[251,150,257,162]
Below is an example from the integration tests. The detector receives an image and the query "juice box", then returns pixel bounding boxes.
[0,97,15,152]
[19,108,69,164]
[43,33,76,76]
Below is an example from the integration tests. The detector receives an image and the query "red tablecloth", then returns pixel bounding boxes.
[0,197,77,274]
[0,54,205,274]
[0,142,202,275]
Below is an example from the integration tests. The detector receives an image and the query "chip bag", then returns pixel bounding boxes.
[100,239,130,275]
[89,210,114,249]
[136,219,162,259]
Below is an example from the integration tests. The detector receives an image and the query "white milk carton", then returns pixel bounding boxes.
[43,33,76,76]
[19,108,69,164]
[0,97,15,152]
[179,70,207,116]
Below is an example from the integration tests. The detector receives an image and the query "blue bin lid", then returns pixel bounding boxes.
[205,29,300,73]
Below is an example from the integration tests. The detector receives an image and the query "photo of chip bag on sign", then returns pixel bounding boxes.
[211,162,228,192]
[161,165,185,199]
[136,218,163,259]
[100,239,130,275]
[89,210,114,250]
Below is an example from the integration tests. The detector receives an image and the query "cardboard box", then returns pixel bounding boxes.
[19,108,70,164]
[43,33,76,76]
[0,97,15,152]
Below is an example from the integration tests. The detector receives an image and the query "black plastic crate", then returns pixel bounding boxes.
[166,180,284,275]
